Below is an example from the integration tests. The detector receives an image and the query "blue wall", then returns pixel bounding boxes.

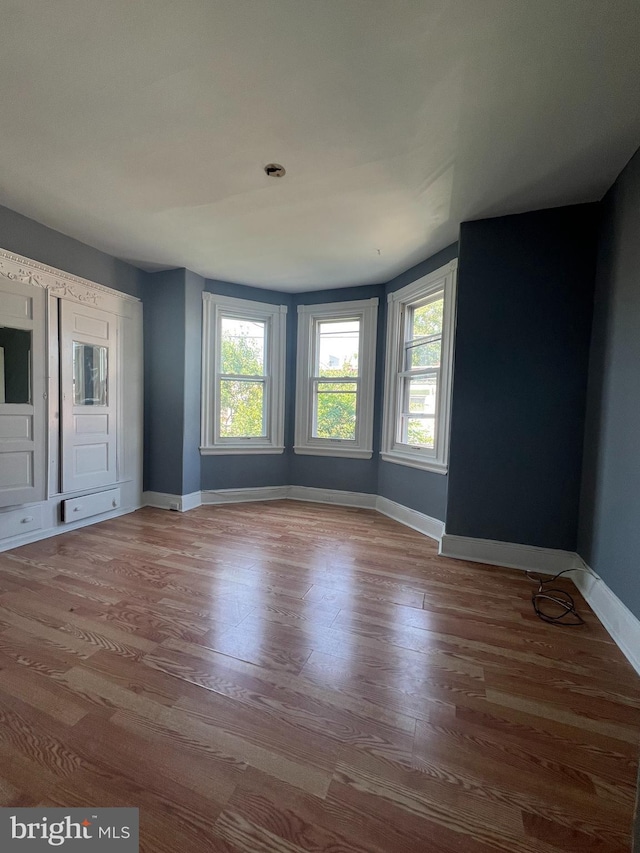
[446,206,598,550]
[183,270,205,495]
[579,149,640,619]
[0,203,142,298]
[142,269,187,495]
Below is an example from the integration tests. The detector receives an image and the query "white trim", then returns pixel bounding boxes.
[201,293,287,455]
[439,533,576,574]
[294,298,378,459]
[288,486,377,509]
[380,452,447,474]
[200,446,284,456]
[181,491,203,512]
[0,505,139,553]
[293,446,372,459]
[201,486,288,505]
[0,247,140,306]
[183,486,442,541]
[571,559,640,677]
[142,491,202,512]
[381,260,457,473]
[375,496,445,541]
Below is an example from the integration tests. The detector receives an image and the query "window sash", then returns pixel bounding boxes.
[201,293,287,454]
[294,298,378,458]
[216,374,269,438]
[215,312,271,442]
[381,262,456,473]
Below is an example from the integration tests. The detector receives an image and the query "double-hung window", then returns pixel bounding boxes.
[381,261,456,473]
[201,293,287,454]
[295,298,378,458]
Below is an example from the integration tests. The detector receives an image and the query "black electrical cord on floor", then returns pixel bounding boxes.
[526,568,590,627]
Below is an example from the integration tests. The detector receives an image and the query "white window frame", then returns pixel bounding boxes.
[201,293,287,455]
[381,261,457,474]
[294,298,378,459]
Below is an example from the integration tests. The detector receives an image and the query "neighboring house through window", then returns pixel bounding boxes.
[201,293,287,454]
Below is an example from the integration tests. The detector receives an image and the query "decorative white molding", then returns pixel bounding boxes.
[439,533,577,575]
[288,486,377,509]
[142,491,203,511]
[0,248,140,306]
[570,560,640,677]
[376,496,444,542]
[201,486,288,505]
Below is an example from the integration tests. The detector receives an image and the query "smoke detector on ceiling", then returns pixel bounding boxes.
[264,163,286,177]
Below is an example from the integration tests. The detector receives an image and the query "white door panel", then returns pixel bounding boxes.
[0,279,46,507]
[61,301,117,492]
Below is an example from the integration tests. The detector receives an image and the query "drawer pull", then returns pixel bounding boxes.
[21,516,34,524]
[73,506,81,512]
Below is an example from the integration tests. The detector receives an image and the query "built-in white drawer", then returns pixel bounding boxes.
[63,488,121,523]
[0,504,43,540]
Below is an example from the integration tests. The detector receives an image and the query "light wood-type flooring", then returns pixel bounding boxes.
[0,501,638,852]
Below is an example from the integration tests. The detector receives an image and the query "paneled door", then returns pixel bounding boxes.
[61,300,117,492]
[0,278,46,507]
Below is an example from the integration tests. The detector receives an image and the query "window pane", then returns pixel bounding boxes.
[314,381,357,440]
[73,342,108,406]
[405,417,435,448]
[406,375,437,415]
[406,340,441,370]
[0,327,31,404]
[219,379,265,437]
[317,319,359,377]
[220,317,265,375]
[411,296,443,339]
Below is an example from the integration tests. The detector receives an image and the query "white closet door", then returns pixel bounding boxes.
[0,279,46,507]
[61,300,117,492]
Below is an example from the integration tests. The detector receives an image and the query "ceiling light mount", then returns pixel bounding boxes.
[264,163,286,178]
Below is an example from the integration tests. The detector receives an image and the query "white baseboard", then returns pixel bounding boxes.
[142,491,202,512]
[181,491,203,511]
[201,486,288,505]
[288,485,377,509]
[376,496,444,542]
[439,532,577,575]
[154,486,441,542]
[571,560,640,677]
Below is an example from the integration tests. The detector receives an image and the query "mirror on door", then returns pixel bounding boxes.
[0,326,31,404]
[73,341,108,406]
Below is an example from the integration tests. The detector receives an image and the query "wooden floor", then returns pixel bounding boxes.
[0,501,638,852]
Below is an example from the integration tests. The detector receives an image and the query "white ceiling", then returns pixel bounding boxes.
[0,1,639,292]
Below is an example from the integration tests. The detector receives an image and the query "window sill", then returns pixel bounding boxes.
[200,446,284,456]
[380,451,448,475]
[294,445,373,460]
